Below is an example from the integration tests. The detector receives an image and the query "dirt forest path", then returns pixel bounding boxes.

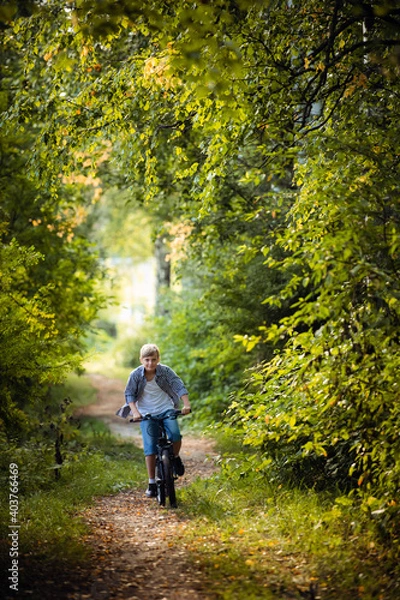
[71,373,219,600]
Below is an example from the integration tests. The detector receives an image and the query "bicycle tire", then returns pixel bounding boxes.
[162,449,177,508]
[156,459,166,507]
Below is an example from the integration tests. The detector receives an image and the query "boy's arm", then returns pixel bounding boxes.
[180,394,191,415]
[125,368,142,419]
[128,400,142,420]
[163,365,189,400]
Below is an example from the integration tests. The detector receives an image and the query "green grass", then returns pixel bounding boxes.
[20,438,146,548]
[0,432,146,598]
[176,462,399,600]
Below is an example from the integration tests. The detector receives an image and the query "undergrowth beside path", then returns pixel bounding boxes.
[178,464,398,600]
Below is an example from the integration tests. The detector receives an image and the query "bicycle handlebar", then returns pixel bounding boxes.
[129,409,191,423]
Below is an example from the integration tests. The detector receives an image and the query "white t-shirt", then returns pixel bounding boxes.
[136,378,174,416]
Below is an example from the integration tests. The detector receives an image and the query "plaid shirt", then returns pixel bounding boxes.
[115,363,188,419]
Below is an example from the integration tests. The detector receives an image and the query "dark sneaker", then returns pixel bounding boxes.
[174,456,185,477]
[145,483,157,498]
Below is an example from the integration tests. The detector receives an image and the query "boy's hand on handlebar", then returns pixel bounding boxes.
[131,409,143,422]
[181,406,191,415]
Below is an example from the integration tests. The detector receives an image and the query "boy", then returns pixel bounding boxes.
[116,344,191,497]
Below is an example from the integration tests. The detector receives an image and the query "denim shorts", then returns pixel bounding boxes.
[140,410,182,456]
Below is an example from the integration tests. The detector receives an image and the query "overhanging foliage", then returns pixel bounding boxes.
[1,0,399,543]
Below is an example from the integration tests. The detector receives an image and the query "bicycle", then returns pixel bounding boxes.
[131,409,189,508]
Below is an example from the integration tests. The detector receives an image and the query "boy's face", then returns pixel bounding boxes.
[140,353,159,373]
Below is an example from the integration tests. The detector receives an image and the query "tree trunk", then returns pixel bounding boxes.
[154,235,171,315]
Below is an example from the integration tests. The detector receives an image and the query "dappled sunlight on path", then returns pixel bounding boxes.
[70,373,220,599]
[78,490,213,600]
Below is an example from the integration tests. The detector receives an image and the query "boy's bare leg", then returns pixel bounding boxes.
[173,440,182,457]
[145,454,156,479]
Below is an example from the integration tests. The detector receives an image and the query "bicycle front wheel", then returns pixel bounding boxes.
[162,449,177,508]
[156,458,166,507]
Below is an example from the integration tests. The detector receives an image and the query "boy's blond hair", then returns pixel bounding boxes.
[140,343,160,360]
